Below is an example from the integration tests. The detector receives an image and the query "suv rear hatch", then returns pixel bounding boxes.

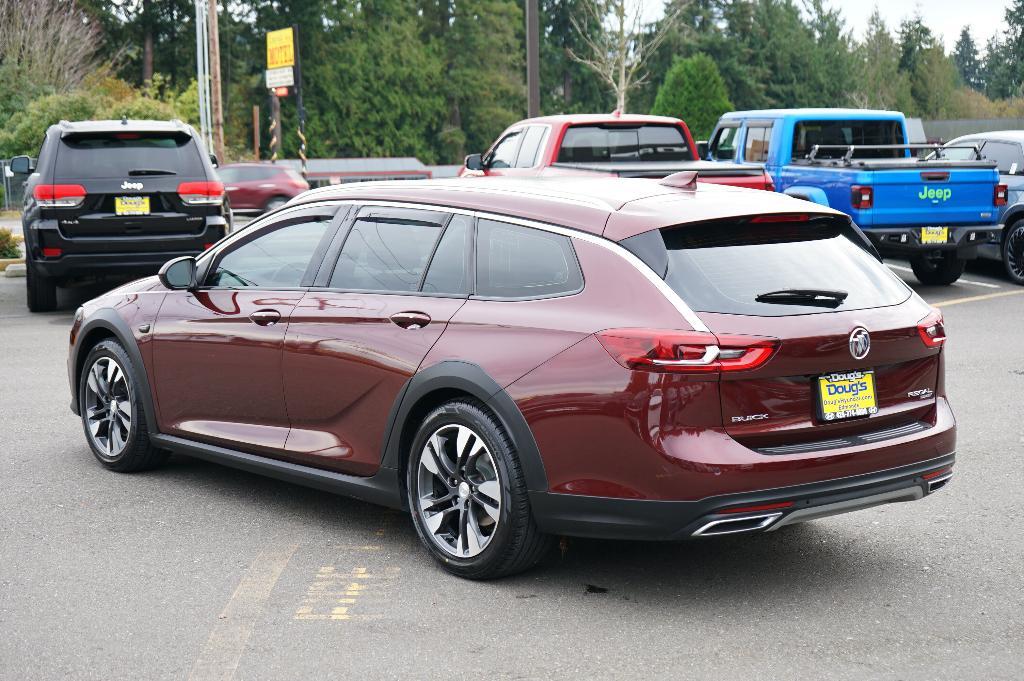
[621,216,944,451]
[52,130,217,241]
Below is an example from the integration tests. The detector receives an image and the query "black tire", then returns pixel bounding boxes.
[406,399,553,579]
[1002,219,1024,286]
[79,339,168,473]
[26,261,57,312]
[910,252,966,286]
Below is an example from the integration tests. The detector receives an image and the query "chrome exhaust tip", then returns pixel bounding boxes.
[691,511,783,538]
[926,471,953,493]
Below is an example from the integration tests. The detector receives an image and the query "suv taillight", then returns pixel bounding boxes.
[851,185,873,209]
[995,184,1008,207]
[596,329,778,374]
[33,184,86,208]
[178,181,225,205]
[917,310,946,348]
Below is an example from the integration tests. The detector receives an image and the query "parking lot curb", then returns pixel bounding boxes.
[4,263,26,278]
[0,257,24,272]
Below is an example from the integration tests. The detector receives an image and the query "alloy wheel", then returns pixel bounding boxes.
[1007,223,1024,282]
[84,357,133,458]
[416,424,502,558]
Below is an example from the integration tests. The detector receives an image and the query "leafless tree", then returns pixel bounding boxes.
[568,0,686,112]
[0,0,102,94]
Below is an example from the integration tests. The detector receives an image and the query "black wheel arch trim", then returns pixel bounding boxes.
[1003,209,1024,238]
[69,309,158,434]
[380,361,549,496]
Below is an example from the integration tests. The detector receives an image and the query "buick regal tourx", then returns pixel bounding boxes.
[68,176,956,578]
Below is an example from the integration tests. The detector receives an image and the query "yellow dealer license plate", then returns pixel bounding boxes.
[817,370,878,422]
[115,196,150,216]
[920,227,948,245]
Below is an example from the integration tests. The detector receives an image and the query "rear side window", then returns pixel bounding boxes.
[743,126,772,162]
[55,132,206,179]
[330,211,445,292]
[476,219,583,298]
[792,120,904,160]
[421,215,472,295]
[981,141,1024,174]
[630,219,909,317]
[557,125,693,163]
[515,126,547,168]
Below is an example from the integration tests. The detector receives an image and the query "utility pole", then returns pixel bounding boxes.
[525,0,540,118]
[252,105,260,159]
[292,24,307,179]
[207,0,225,161]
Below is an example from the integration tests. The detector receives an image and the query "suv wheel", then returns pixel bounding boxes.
[26,261,57,312]
[407,400,552,579]
[79,340,168,472]
[910,252,966,286]
[264,195,288,212]
[1002,219,1024,286]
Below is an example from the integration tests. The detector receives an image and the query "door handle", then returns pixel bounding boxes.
[390,311,431,330]
[249,309,282,326]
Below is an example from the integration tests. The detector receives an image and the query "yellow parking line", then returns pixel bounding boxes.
[188,543,299,681]
[933,289,1024,308]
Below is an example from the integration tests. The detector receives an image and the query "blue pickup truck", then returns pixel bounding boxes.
[705,109,1006,285]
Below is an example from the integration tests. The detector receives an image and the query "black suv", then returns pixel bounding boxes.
[11,119,230,311]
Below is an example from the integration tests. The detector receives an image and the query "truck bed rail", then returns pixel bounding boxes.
[802,143,985,166]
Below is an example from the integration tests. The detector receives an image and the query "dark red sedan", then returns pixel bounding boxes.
[68,176,955,578]
[217,162,309,212]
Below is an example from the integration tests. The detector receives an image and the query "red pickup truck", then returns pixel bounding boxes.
[459,113,774,191]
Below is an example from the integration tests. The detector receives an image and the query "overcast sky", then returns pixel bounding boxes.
[641,0,1008,53]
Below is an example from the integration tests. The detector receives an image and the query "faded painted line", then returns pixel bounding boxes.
[188,543,299,681]
[934,289,1024,307]
[887,264,1001,289]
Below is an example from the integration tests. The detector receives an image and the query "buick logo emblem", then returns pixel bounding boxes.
[121,180,143,191]
[849,327,871,360]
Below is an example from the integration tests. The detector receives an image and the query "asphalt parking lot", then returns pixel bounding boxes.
[1,259,1022,680]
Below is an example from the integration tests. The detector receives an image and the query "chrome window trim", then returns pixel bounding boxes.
[310,198,709,331]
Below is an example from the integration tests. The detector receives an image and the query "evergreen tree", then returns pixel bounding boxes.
[852,10,913,111]
[952,26,982,91]
[650,54,731,139]
[540,0,609,113]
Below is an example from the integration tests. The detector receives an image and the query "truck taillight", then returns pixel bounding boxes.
[917,310,946,348]
[33,184,86,208]
[596,329,778,374]
[851,185,873,209]
[178,181,225,205]
[995,184,1008,207]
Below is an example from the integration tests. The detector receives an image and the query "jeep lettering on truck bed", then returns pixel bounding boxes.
[705,109,1005,285]
[459,113,774,191]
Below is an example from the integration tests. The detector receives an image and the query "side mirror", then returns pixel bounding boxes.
[464,153,484,171]
[10,156,34,174]
[209,153,219,168]
[696,141,709,160]
[158,256,198,290]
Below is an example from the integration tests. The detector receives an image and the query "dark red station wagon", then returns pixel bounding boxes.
[68,176,955,578]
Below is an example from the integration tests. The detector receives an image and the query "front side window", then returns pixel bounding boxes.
[792,120,905,160]
[743,126,772,163]
[487,132,522,169]
[476,219,583,298]
[710,125,739,161]
[208,216,333,288]
[329,210,446,292]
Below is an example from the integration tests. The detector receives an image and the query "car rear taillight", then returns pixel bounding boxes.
[41,247,63,257]
[917,309,946,348]
[851,185,873,209]
[33,184,86,208]
[178,181,225,205]
[596,329,778,374]
[995,183,1008,207]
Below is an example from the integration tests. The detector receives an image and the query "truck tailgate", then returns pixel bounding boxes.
[864,167,998,227]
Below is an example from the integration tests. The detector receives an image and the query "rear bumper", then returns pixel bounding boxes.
[530,452,955,541]
[32,250,206,279]
[866,223,1002,256]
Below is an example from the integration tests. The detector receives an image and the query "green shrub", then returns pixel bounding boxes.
[0,228,21,259]
[651,54,733,141]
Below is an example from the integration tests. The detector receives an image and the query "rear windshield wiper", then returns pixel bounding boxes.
[754,288,849,308]
[128,168,177,176]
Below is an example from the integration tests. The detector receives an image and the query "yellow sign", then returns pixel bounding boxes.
[115,196,150,216]
[921,226,949,244]
[267,28,295,69]
[817,370,878,421]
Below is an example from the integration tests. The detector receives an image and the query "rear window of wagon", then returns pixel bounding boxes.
[621,218,911,316]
